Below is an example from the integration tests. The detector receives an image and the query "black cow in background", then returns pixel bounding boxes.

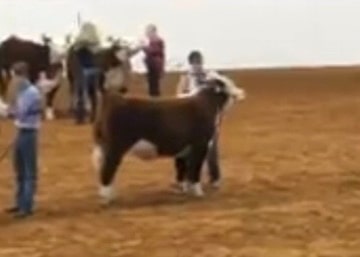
[0,35,65,120]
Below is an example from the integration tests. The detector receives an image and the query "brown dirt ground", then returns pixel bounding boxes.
[0,67,360,257]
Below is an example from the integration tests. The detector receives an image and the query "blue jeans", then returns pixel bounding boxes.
[13,129,38,214]
[74,67,100,124]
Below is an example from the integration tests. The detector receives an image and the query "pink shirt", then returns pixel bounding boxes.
[144,37,165,74]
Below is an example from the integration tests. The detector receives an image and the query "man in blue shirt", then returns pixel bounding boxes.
[4,62,42,218]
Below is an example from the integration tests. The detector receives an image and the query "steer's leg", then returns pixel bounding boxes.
[174,156,189,193]
[98,73,105,95]
[99,145,122,205]
[187,142,208,197]
[45,85,59,121]
[92,144,104,172]
[0,69,11,98]
[98,139,134,206]
[0,69,6,97]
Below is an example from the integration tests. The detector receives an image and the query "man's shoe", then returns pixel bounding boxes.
[13,211,33,219]
[4,207,19,214]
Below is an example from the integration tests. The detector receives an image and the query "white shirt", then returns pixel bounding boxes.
[176,69,218,98]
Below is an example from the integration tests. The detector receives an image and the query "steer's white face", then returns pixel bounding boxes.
[205,71,246,110]
[48,43,66,64]
[115,48,129,63]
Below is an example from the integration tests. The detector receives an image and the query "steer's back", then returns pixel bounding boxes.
[95,93,215,155]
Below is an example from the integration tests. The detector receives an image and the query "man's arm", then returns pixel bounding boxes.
[128,47,141,57]
[128,42,145,57]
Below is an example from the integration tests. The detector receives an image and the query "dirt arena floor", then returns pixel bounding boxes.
[0,67,359,256]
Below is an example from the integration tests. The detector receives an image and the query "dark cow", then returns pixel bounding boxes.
[0,36,64,118]
[66,42,136,122]
[92,72,245,205]
[0,36,49,91]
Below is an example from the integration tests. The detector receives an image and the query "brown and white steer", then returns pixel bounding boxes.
[92,72,245,204]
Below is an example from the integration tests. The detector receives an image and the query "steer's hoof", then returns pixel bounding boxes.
[99,197,114,207]
[99,186,114,207]
[189,183,204,198]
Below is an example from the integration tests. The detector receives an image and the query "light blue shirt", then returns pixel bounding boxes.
[13,80,42,129]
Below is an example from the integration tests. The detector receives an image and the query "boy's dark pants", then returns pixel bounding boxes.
[176,133,221,183]
[13,129,38,214]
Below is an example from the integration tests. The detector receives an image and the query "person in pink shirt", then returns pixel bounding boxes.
[142,24,165,97]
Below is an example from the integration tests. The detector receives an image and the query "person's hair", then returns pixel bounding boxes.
[146,24,157,33]
[12,61,29,77]
[75,21,100,46]
[188,50,203,64]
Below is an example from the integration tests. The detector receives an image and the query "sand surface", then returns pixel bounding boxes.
[0,67,359,256]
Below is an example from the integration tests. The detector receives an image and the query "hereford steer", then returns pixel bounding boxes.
[92,72,245,205]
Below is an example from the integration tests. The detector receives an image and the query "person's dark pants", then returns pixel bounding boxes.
[175,133,221,184]
[146,66,161,97]
[74,67,100,124]
[13,129,38,214]
[207,133,221,183]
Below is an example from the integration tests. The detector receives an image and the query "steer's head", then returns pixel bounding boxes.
[201,71,246,111]
[40,34,67,65]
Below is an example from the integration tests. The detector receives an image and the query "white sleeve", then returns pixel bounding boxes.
[205,70,220,79]
[37,75,58,94]
[0,97,9,117]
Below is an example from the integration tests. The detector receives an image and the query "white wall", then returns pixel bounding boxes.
[1,0,360,71]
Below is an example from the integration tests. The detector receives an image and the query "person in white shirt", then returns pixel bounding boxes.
[175,50,221,188]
